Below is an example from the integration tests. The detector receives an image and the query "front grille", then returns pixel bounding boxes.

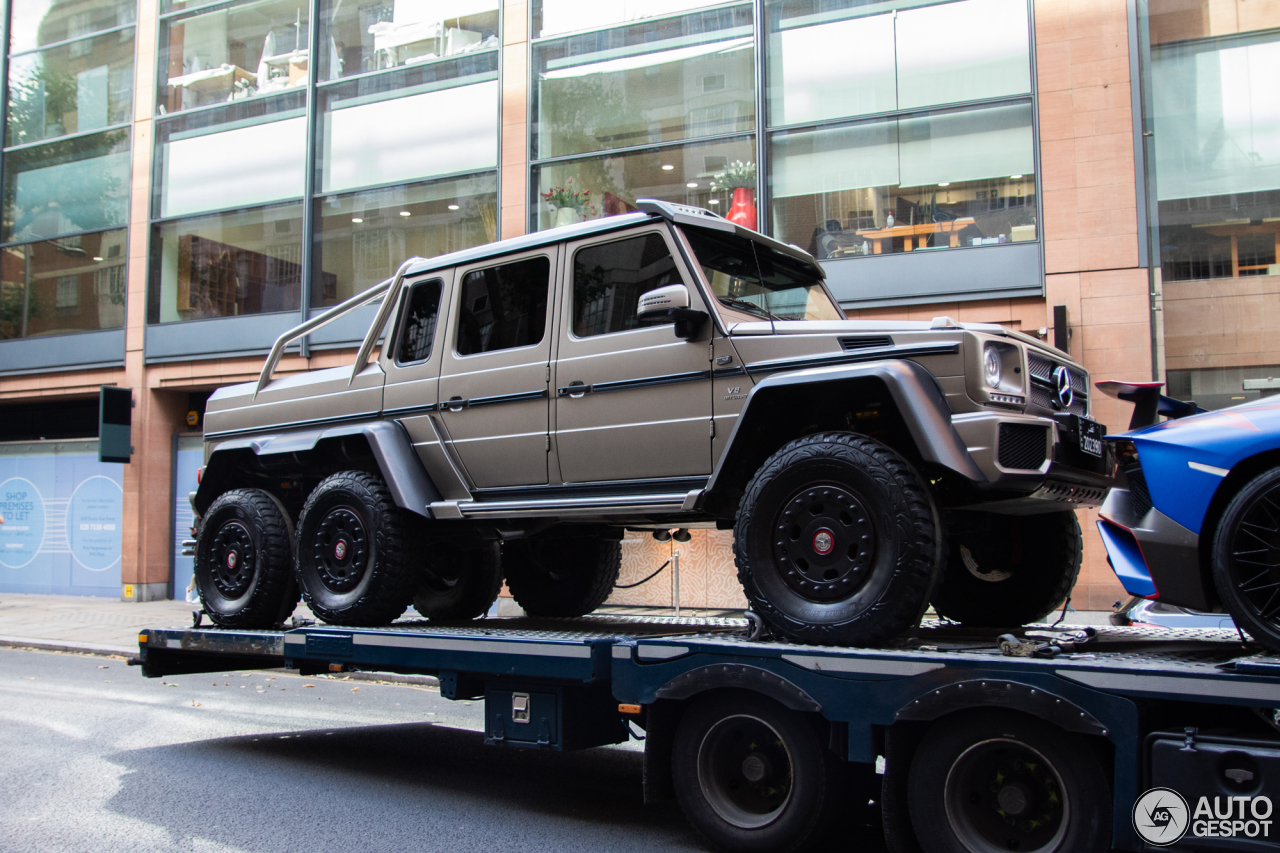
[840,335,893,351]
[1027,351,1088,415]
[998,423,1050,470]
[1125,462,1153,518]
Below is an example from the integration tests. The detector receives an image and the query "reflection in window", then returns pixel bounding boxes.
[11,0,136,53]
[321,70,498,193]
[766,0,1030,126]
[320,0,499,81]
[455,257,550,354]
[7,29,136,146]
[159,0,312,113]
[535,0,728,38]
[768,103,1036,257]
[396,279,443,363]
[1144,0,1280,412]
[157,109,307,218]
[534,136,755,230]
[573,234,679,337]
[148,203,306,323]
[684,227,840,320]
[3,129,131,243]
[534,5,754,158]
[0,230,128,340]
[314,174,497,307]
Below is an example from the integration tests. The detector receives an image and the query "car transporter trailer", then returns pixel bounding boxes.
[133,612,1280,852]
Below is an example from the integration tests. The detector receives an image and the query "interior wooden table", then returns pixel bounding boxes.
[854,217,976,254]
[1201,221,1280,277]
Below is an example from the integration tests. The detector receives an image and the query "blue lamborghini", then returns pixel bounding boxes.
[1096,381,1280,648]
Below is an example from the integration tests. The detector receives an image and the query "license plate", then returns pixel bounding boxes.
[1075,416,1103,458]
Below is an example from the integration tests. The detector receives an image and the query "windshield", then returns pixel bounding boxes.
[681,228,842,322]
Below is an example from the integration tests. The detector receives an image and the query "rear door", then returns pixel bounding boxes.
[379,271,470,499]
[552,226,713,483]
[438,248,556,488]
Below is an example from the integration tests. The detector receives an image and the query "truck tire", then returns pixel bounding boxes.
[294,471,414,626]
[194,488,298,628]
[734,432,943,645]
[503,538,620,617]
[932,511,1081,627]
[1212,467,1280,650]
[907,709,1111,853]
[412,540,502,621]
[672,690,845,853]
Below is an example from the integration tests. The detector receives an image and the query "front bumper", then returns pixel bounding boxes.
[950,411,1114,509]
[1096,486,1210,611]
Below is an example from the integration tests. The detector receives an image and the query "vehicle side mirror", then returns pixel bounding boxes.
[636,284,708,341]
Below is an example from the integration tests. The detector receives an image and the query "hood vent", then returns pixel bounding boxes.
[840,336,894,352]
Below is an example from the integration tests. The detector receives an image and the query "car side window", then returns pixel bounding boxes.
[573,233,680,338]
[395,278,443,364]
[455,256,550,355]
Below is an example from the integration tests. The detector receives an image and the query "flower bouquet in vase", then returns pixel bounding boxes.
[541,178,596,227]
[718,160,757,228]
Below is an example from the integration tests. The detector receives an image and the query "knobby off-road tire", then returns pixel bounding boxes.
[734,432,943,646]
[503,538,621,617]
[412,540,503,621]
[931,511,1082,627]
[295,471,415,626]
[908,710,1111,853]
[672,690,848,853]
[195,488,298,628]
[1213,467,1280,650]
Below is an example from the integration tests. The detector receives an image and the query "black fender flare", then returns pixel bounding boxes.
[703,359,985,501]
[653,663,822,713]
[195,420,439,518]
[894,679,1109,737]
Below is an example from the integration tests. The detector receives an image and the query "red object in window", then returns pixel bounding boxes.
[726,188,756,228]
[196,467,204,485]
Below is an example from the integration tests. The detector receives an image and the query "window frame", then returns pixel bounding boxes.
[567,227,685,341]
[392,275,446,366]
[450,250,556,358]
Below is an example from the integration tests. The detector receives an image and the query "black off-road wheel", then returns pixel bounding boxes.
[295,471,415,626]
[412,540,503,621]
[1213,467,1280,650]
[734,432,943,646]
[194,489,298,628]
[907,710,1111,853]
[672,690,847,853]
[503,537,620,617]
[931,511,1082,627]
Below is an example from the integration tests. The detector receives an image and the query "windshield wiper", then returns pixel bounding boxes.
[717,295,783,321]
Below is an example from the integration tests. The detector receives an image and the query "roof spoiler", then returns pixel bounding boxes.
[1095,380,1204,430]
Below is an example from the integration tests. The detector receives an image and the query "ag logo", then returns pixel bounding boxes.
[1133,787,1190,846]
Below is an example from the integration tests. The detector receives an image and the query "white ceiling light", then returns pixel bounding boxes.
[661,164,674,171]
[351,217,363,223]
[399,211,411,216]
[448,204,460,210]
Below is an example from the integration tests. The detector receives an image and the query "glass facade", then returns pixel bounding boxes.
[528,0,1040,269]
[0,1,135,341]
[148,0,500,330]
[764,0,1036,257]
[1144,0,1280,409]
[530,0,757,230]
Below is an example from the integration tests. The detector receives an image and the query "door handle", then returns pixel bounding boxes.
[557,381,590,399]
[446,396,468,412]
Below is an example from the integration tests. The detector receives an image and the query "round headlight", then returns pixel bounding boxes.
[983,344,1003,388]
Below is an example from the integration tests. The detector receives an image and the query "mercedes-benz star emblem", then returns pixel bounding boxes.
[1052,365,1074,410]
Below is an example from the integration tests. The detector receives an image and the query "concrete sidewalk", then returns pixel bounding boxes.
[0,591,1115,659]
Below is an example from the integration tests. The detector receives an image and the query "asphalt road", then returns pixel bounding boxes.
[0,647,714,853]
